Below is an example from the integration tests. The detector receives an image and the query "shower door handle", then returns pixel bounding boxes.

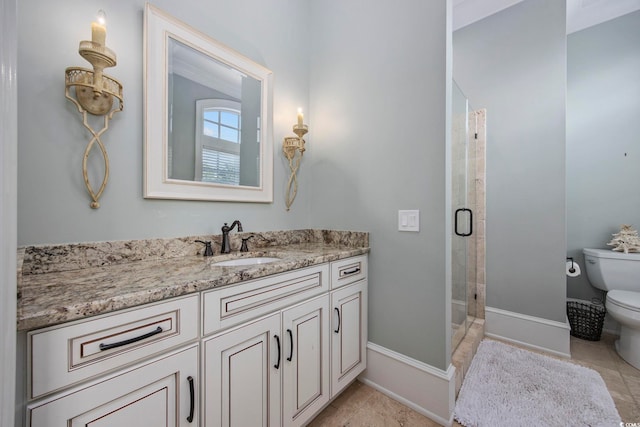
[455,208,473,237]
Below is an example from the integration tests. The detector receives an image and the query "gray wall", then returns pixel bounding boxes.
[17,0,312,245]
[308,0,451,369]
[566,11,640,301]
[453,0,567,323]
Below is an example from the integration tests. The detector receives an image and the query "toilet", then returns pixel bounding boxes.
[583,248,640,369]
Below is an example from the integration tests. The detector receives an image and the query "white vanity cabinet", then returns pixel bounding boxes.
[201,256,367,427]
[25,294,200,426]
[281,295,330,426]
[28,344,199,427]
[202,312,282,426]
[331,280,368,397]
[203,296,330,427]
[201,264,331,427]
[23,254,367,427]
[330,256,368,397]
[27,294,199,400]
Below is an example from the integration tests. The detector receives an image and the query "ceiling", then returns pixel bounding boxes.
[453,0,640,33]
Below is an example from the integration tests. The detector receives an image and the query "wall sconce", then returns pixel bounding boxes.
[283,108,308,211]
[65,10,123,209]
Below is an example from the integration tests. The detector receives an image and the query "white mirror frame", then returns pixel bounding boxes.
[144,3,274,202]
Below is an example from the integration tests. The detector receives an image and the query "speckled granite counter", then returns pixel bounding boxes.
[17,230,369,331]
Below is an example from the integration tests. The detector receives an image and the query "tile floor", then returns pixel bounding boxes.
[308,332,640,426]
[307,380,441,427]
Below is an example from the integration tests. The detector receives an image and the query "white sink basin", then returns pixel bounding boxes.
[214,257,281,267]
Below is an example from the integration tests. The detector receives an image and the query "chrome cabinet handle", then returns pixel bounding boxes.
[99,326,163,351]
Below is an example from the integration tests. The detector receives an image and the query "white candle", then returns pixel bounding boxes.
[297,108,303,127]
[91,23,106,45]
[91,10,107,46]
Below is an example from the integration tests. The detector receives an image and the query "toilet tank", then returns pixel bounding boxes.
[583,248,640,291]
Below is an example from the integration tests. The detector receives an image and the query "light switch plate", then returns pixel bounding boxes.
[398,210,419,232]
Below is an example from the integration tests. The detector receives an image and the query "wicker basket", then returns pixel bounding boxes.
[567,300,606,341]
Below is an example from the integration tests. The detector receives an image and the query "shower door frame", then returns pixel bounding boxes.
[451,89,483,353]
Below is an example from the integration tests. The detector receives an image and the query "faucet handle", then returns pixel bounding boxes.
[195,240,214,257]
[240,236,254,253]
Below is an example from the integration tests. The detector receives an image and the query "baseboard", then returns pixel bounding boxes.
[485,306,571,358]
[359,342,455,426]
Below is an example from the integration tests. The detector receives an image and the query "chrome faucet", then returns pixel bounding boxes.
[221,220,243,253]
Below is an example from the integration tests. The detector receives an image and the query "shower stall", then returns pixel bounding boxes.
[451,81,486,352]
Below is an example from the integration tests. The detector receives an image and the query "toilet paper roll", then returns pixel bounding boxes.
[566,260,581,277]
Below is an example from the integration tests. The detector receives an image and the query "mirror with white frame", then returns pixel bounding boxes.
[144,4,273,202]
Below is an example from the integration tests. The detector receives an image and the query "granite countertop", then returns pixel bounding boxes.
[17,230,369,331]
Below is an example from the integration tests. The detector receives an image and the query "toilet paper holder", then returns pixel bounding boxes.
[566,257,577,274]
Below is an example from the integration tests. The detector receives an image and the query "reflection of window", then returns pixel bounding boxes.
[195,99,241,185]
[203,109,240,143]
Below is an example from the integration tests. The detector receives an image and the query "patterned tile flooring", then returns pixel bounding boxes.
[308,333,640,426]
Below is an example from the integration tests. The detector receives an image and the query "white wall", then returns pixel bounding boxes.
[453,0,568,323]
[17,0,312,245]
[308,0,451,369]
[566,10,640,301]
[1,0,17,425]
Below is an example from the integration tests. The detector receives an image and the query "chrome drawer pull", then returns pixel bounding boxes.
[98,326,163,351]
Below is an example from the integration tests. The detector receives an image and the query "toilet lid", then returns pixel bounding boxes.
[607,290,640,311]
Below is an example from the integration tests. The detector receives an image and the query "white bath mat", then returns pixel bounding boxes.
[454,340,621,427]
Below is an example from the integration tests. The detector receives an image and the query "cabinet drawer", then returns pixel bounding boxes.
[28,294,199,399]
[202,264,329,336]
[28,344,198,427]
[330,255,367,289]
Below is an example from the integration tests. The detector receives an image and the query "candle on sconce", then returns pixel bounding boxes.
[91,10,107,46]
[297,108,304,127]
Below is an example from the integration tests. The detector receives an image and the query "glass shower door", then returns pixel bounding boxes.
[451,82,477,352]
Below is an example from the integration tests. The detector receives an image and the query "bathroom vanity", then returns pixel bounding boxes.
[16,230,368,427]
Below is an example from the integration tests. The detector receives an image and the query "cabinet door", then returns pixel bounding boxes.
[203,313,281,427]
[282,295,330,427]
[331,280,368,397]
[28,344,198,427]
